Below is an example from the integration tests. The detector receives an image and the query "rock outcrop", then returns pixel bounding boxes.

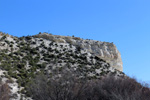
[34,33,123,71]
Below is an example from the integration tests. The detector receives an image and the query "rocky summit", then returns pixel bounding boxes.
[0,32,124,100]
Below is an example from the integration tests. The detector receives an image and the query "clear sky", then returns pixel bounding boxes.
[0,0,150,82]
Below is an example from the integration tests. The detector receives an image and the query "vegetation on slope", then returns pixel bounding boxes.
[28,72,150,100]
[0,32,147,100]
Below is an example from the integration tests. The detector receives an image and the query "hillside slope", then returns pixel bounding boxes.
[0,32,124,100]
[34,33,123,71]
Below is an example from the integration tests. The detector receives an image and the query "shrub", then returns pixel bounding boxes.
[0,82,10,100]
[27,73,150,100]
[1,35,6,40]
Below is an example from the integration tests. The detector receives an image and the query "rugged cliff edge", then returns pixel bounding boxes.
[34,33,123,71]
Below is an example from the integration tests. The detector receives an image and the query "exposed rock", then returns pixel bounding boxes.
[0,32,124,99]
[34,33,123,71]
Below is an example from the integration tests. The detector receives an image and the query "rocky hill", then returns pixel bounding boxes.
[0,32,124,100]
[34,33,123,71]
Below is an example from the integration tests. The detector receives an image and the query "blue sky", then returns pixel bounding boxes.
[0,0,150,82]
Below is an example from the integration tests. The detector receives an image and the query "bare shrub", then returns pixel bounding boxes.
[27,73,150,100]
[0,83,10,100]
[27,72,86,100]
[82,76,150,100]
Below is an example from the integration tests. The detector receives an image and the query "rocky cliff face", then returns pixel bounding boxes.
[34,33,123,71]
